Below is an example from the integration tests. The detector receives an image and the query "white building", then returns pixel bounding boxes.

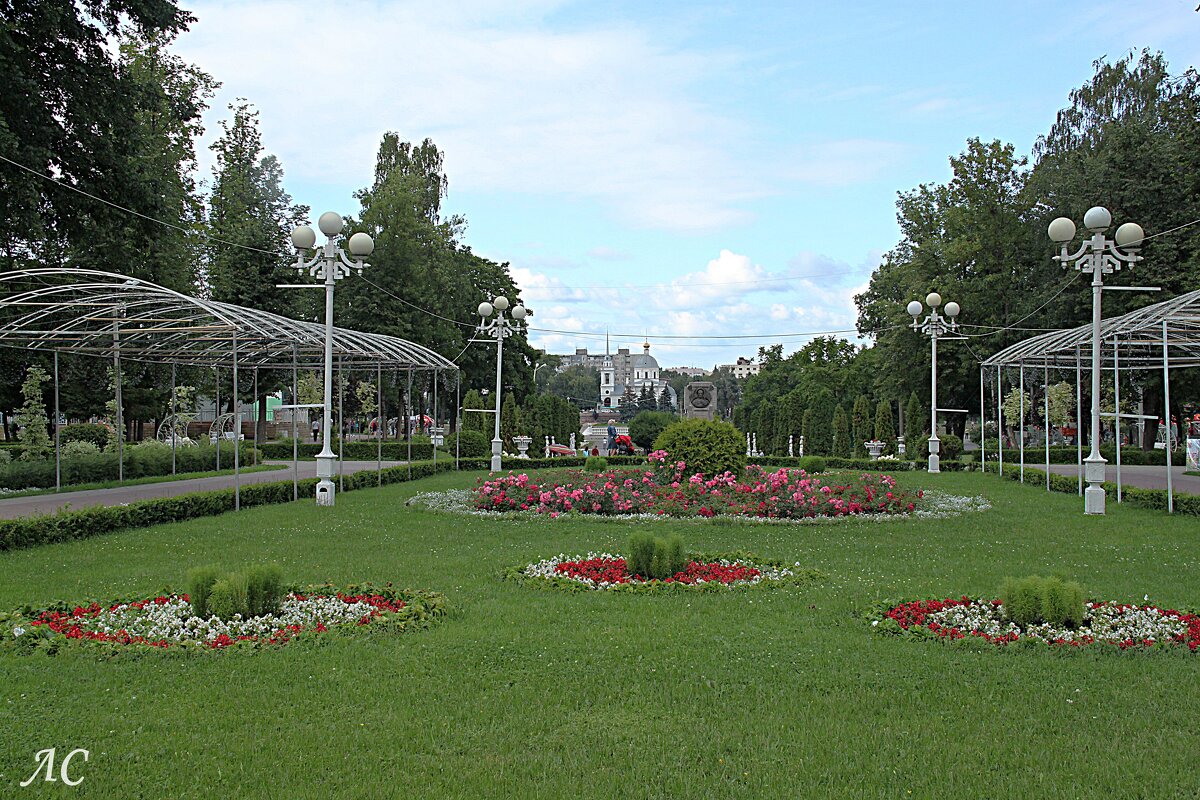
[600,340,676,410]
[718,356,760,380]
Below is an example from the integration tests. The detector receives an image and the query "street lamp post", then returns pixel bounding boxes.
[1048,206,1143,515]
[908,292,960,474]
[290,211,374,507]
[477,296,530,472]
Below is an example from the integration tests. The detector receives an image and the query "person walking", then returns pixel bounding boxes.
[311,417,320,443]
[606,421,616,455]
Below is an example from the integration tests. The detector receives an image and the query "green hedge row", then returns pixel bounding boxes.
[258,441,440,461]
[0,442,262,491]
[982,446,1184,466]
[983,462,1200,516]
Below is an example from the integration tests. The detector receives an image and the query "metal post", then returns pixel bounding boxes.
[316,253,337,507]
[292,345,298,502]
[1044,364,1050,491]
[1162,320,1174,513]
[407,368,413,479]
[1113,338,1122,502]
[1085,262,1106,514]
[433,369,438,466]
[113,320,124,482]
[979,367,985,471]
[1075,346,1083,496]
[53,351,60,492]
[253,367,259,467]
[928,330,939,473]
[232,330,240,512]
[492,323,504,472]
[455,374,461,471]
[1019,363,1025,481]
[996,365,1004,477]
[376,362,382,486]
[337,357,344,493]
[215,366,220,473]
[170,362,177,476]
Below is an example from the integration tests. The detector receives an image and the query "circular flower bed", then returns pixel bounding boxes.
[3,584,445,654]
[874,597,1200,651]
[507,552,821,592]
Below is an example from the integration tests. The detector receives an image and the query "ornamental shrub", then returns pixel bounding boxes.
[188,566,222,619]
[245,564,285,617]
[208,573,251,621]
[61,440,101,459]
[1000,575,1085,628]
[59,423,110,449]
[797,456,826,473]
[454,430,490,458]
[653,419,745,477]
[585,456,608,472]
[627,532,656,579]
[628,532,687,580]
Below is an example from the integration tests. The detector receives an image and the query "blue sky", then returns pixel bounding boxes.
[174,0,1200,370]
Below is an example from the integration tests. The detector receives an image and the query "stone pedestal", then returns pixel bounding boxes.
[684,382,716,421]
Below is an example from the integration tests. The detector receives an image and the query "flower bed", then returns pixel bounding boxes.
[873,597,1200,651]
[475,452,922,520]
[506,551,822,592]
[3,584,446,654]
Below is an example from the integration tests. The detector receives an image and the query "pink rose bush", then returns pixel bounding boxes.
[474,450,920,520]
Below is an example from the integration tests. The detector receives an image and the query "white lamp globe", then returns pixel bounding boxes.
[493,296,509,311]
[1083,206,1111,232]
[477,302,494,318]
[511,305,527,320]
[1047,217,1076,243]
[906,300,923,317]
[925,292,942,308]
[290,225,316,250]
[348,232,374,257]
[944,301,960,318]
[318,211,344,237]
[1114,222,1144,248]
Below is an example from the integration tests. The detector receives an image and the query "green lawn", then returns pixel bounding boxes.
[0,469,1196,798]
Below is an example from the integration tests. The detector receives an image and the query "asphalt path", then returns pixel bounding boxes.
[0,459,410,520]
[1040,462,1200,495]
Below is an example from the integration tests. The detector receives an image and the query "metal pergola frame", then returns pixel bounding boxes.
[0,268,460,505]
[978,288,1200,513]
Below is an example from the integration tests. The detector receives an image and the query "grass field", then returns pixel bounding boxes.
[0,468,1196,798]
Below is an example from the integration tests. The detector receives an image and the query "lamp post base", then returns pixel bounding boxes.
[1083,455,1107,514]
[315,452,337,507]
[490,437,503,472]
[927,435,940,474]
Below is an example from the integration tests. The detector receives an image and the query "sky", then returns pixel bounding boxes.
[172,0,1200,370]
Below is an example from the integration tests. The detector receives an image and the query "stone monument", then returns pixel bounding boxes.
[684,382,716,421]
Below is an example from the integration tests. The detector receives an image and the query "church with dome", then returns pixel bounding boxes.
[599,340,677,410]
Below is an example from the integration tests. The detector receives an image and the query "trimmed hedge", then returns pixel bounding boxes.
[258,441,439,461]
[0,442,262,491]
[984,461,1200,516]
[982,445,1184,466]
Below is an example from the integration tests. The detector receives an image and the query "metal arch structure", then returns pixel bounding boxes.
[0,268,461,501]
[0,268,455,371]
[979,288,1200,514]
[982,288,1200,370]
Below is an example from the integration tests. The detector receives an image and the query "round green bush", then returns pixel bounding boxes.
[911,433,963,461]
[453,430,490,458]
[628,411,677,451]
[59,423,110,449]
[653,419,745,477]
[61,440,101,459]
[585,456,608,472]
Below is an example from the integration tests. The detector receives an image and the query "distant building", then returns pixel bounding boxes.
[667,366,707,377]
[717,357,760,380]
[558,348,608,372]
[600,341,676,410]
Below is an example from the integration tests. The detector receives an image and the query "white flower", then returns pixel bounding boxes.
[12,626,24,637]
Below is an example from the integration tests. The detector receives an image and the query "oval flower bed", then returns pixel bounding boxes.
[3,584,445,654]
[507,552,822,592]
[476,451,921,520]
[874,597,1200,651]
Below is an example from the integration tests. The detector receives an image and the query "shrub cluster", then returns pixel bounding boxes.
[1000,575,1085,628]
[626,532,687,580]
[910,434,963,462]
[59,423,110,449]
[653,419,745,477]
[188,564,285,620]
[257,440,450,461]
[584,456,608,472]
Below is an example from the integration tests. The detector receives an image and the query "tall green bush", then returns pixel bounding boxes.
[187,566,222,618]
[16,366,53,462]
[905,391,923,444]
[245,564,285,617]
[832,405,852,458]
[999,575,1085,628]
[653,419,745,477]
[851,395,873,458]
[627,532,687,580]
[208,573,250,620]
[874,399,896,453]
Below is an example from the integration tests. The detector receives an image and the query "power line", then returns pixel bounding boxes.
[519,267,872,292]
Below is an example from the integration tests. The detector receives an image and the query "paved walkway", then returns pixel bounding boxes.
[1040,463,1200,495]
[0,459,408,519]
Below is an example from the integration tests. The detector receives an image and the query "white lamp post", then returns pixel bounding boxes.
[1048,207,1143,515]
[477,296,530,471]
[908,292,960,474]
[290,211,373,507]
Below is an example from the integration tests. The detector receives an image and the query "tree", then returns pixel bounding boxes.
[629,411,676,451]
[905,391,923,444]
[875,399,896,452]
[657,387,673,412]
[618,385,637,421]
[461,390,489,434]
[500,391,521,447]
[851,395,873,458]
[546,366,599,407]
[15,366,52,461]
[832,405,852,458]
[804,389,836,455]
